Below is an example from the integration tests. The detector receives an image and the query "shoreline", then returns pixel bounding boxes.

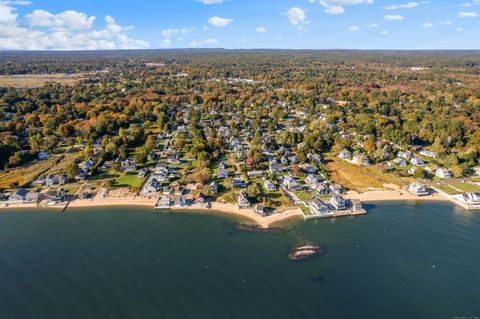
[0,189,453,228]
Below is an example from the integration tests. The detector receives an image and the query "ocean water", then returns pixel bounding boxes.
[0,202,479,319]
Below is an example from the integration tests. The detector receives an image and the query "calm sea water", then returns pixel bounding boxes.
[0,202,479,319]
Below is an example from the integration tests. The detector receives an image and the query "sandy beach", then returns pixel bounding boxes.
[68,196,157,208]
[346,189,448,202]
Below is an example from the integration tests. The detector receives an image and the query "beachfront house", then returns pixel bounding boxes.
[209,181,218,194]
[157,196,171,208]
[237,191,251,209]
[8,188,28,203]
[264,180,277,192]
[436,168,453,179]
[350,199,363,212]
[144,178,161,194]
[330,195,347,210]
[460,193,480,207]
[254,204,266,216]
[408,183,429,196]
[193,193,206,205]
[309,199,331,216]
[24,192,41,204]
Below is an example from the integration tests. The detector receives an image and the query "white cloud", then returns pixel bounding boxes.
[422,22,434,28]
[384,14,404,21]
[381,30,389,35]
[161,28,193,38]
[439,20,453,25]
[458,11,478,18]
[240,38,247,43]
[365,23,379,28]
[256,26,267,33]
[347,25,360,31]
[159,39,171,47]
[197,0,225,4]
[325,6,345,14]
[26,9,96,30]
[207,16,233,27]
[0,5,149,50]
[384,2,420,10]
[455,27,463,32]
[0,4,17,24]
[189,38,218,47]
[315,0,373,15]
[461,1,480,8]
[284,7,308,26]
[0,0,31,5]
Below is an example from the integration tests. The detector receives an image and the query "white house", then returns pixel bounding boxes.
[330,195,347,210]
[352,154,369,166]
[264,180,277,192]
[283,176,302,191]
[408,183,429,196]
[237,191,251,208]
[460,192,480,207]
[419,150,438,158]
[411,157,425,166]
[338,149,352,160]
[436,168,453,179]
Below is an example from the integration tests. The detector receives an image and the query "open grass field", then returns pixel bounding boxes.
[326,158,399,191]
[450,183,480,193]
[294,190,313,201]
[112,171,146,190]
[0,73,85,88]
[0,156,62,189]
[436,184,461,195]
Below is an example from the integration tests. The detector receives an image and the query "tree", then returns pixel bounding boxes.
[66,161,80,179]
[133,147,149,164]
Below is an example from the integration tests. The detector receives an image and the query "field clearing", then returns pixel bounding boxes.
[0,156,62,189]
[113,171,146,190]
[436,184,461,195]
[326,159,398,190]
[450,183,480,193]
[0,73,85,88]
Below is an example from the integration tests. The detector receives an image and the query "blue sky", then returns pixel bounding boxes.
[0,0,479,50]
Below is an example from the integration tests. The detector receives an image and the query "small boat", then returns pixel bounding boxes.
[289,245,323,261]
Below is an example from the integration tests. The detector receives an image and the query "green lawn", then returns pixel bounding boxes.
[298,203,311,216]
[436,184,461,195]
[113,171,145,190]
[450,183,480,193]
[294,190,313,201]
